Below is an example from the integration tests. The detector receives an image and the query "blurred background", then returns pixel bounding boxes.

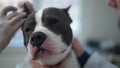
[0,0,120,68]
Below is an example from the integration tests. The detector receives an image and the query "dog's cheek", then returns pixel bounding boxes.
[47,34,68,54]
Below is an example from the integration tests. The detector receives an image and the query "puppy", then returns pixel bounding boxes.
[17,4,80,68]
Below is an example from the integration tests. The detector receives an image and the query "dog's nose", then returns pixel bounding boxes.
[30,32,47,47]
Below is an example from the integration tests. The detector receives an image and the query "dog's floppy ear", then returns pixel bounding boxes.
[24,4,30,16]
[63,5,72,24]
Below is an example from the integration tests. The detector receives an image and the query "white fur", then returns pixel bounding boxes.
[16,51,80,68]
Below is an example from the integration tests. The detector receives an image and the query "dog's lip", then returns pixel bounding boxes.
[32,46,52,60]
[61,48,66,53]
[30,39,67,60]
[36,47,52,55]
[30,40,52,59]
[31,46,67,60]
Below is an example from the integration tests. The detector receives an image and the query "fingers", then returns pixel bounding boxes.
[0,6,17,17]
[9,12,26,25]
[14,19,25,30]
[17,1,34,13]
[17,1,25,9]
[7,12,18,20]
[25,1,34,12]
[72,38,84,57]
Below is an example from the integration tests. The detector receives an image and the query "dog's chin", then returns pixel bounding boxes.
[29,42,66,60]
[28,44,72,65]
[36,46,71,65]
[33,50,51,60]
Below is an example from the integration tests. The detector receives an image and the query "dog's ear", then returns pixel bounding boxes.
[63,5,71,13]
[23,2,34,18]
[63,5,72,24]
[22,12,36,48]
[24,4,31,18]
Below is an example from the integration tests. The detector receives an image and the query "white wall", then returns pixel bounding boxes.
[81,0,120,43]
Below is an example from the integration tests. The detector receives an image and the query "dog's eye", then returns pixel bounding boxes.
[25,28,30,32]
[49,18,58,25]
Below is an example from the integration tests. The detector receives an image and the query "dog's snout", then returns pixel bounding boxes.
[30,32,47,47]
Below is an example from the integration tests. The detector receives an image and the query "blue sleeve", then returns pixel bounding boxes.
[77,51,91,68]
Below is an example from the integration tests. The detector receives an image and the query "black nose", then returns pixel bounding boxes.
[30,32,47,47]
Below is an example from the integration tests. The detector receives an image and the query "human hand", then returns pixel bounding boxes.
[17,1,34,17]
[0,6,26,52]
[72,38,84,57]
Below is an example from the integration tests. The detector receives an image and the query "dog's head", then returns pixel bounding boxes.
[22,5,73,65]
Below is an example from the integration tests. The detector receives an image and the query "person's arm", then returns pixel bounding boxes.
[72,38,118,68]
[0,0,34,53]
[0,6,26,53]
[72,38,90,68]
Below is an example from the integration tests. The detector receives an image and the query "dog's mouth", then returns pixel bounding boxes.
[29,34,67,60]
[32,47,52,60]
[28,35,71,65]
[30,42,67,60]
[32,47,67,60]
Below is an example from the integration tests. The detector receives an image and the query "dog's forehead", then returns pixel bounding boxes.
[43,8,65,16]
[35,7,66,26]
[34,7,72,46]
[35,7,65,21]
[22,7,73,47]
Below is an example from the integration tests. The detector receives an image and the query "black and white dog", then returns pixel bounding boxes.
[17,4,80,68]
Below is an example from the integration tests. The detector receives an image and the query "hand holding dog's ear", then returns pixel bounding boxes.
[0,6,26,53]
[17,1,35,17]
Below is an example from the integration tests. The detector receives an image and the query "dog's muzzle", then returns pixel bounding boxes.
[29,32,72,65]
